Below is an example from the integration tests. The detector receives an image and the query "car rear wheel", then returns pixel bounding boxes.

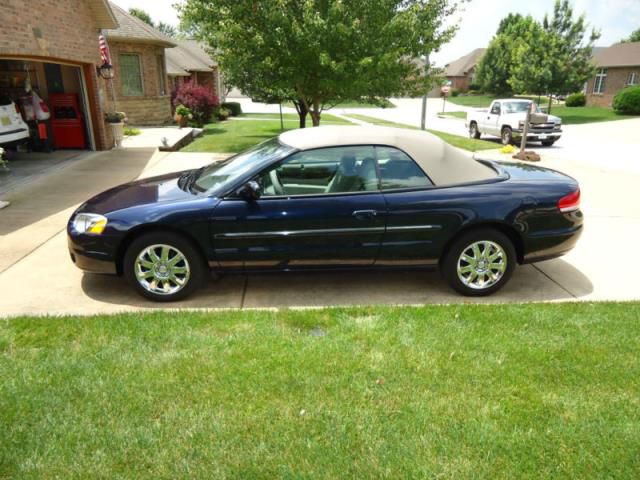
[442,229,516,296]
[123,232,206,302]
[469,122,481,139]
[501,126,513,145]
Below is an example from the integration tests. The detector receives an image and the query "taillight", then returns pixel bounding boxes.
[14,103,20,114]
[558,189,580,213]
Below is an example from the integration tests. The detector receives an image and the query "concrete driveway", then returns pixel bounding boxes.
[0,126,638,317]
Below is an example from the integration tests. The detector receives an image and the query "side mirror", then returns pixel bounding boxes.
[236,180,262,201]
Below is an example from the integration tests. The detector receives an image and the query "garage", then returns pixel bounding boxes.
[0,58,95,153]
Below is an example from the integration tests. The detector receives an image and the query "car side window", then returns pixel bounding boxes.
[258,146,378,196]
[376,146,432,190]
[490,102,501,115]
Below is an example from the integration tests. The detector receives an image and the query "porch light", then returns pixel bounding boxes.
[97,61,114,80]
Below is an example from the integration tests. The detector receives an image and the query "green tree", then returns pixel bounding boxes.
[157,22,177,37]
[128,7,154,26]
[179,0,462,127]
[509,21,552,97]
[475,15,538,95]
[621,28,640,43]
[540,0,599,112]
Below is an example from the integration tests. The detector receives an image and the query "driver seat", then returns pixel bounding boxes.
[326,155,361,193]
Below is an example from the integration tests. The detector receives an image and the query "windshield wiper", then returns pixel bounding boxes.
[183,166,206,193]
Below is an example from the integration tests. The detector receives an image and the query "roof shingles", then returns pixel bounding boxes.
[104,2,175,47]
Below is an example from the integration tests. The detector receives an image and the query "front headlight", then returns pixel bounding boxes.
[73,213,108,234]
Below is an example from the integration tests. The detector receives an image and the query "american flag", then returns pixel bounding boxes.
[98,34,111,64]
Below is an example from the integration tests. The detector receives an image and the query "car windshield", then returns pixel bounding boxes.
[193,138,294,194]
[502,101,539,114]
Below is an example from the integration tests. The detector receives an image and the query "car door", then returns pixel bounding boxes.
[375,146,463,266]
[484,101,501,136]
[209,145,387,269]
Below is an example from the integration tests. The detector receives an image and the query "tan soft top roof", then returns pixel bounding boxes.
[278,126,496,186]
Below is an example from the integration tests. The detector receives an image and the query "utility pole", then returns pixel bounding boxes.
[420,55,429,131]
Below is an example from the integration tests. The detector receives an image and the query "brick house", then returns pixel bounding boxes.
[443,48,486,92]
[586,42,640,108]
[165,39,222,101]
[104,3,175,125]
[0,0,118,150]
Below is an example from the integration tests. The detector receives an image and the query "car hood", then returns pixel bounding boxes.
[501,112,561,124]
[78,170,198,215]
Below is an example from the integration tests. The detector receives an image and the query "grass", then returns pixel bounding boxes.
[182,114,352,153]
[345,113,499,151]
[123,127,141,136]
[448,95,637,124]
[284,99,396,109]
[438,111,467,119]
[549,106,637,125]
[1,303,640,478]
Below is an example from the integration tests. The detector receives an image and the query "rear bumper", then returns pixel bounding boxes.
[0,128,29,147]
[522,222,583,264]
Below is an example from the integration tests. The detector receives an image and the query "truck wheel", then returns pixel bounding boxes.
[469,122,481,139]
[501,126,513,145]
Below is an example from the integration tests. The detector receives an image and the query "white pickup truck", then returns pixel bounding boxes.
[466,99,562,146]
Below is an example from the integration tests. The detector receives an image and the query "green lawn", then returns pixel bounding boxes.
[183,114,352,153]
[447,95,498,108]
[284,99,396,109]
[2,303,640,478]
[345,113,499,151]
[438,111,467,119]
[550,106,636,125]
[448,95,637,124]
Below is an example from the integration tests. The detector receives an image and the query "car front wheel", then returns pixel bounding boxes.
[442,229,516,296]
[123,232,206,301]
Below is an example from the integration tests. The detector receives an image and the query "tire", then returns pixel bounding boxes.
[441,228,517,297]
[123,231,207,302]
[501,126,513,145]
[541,140,556,147]
[469,122,481,139]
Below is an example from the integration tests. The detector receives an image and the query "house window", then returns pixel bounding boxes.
[120,53,143,96]
[593,68,607,94]
[156,54,166,96]
[626,71,637,86]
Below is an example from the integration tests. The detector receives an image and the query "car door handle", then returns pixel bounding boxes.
[352,209,377,219]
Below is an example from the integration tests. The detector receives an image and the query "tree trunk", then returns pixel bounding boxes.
[310,97,321,127]
[547,94,553,114]
[293,99,308,128]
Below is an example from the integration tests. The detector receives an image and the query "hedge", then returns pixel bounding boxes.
[613,86,640,115]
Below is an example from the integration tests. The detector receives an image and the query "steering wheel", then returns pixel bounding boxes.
[269,169,285,195]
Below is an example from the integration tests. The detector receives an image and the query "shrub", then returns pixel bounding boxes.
[468,83,481,92]
[221,101,242,116]
[450,88,460,97]
[565,92,586,107]
[171,83,219,126]
[214,107,231,121]
[613,85,640,115]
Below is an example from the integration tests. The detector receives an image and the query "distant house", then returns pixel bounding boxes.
[104,3,175,125]
[165,39,222,100]
[443,48,486,92]
[586,42,640,107]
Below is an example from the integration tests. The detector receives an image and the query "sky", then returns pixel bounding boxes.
[112,0,640,66]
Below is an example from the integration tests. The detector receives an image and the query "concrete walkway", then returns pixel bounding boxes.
[0,140,638,317]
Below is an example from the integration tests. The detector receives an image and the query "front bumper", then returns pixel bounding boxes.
[513,127,562,142]
[67,227,119,275]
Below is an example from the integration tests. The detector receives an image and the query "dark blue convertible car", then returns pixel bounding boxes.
[68,126,582,301]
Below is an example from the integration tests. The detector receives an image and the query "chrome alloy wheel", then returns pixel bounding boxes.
[456,240,507,290]
[134,244,191,296]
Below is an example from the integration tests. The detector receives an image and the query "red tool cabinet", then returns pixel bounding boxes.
[49,93,86,149]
